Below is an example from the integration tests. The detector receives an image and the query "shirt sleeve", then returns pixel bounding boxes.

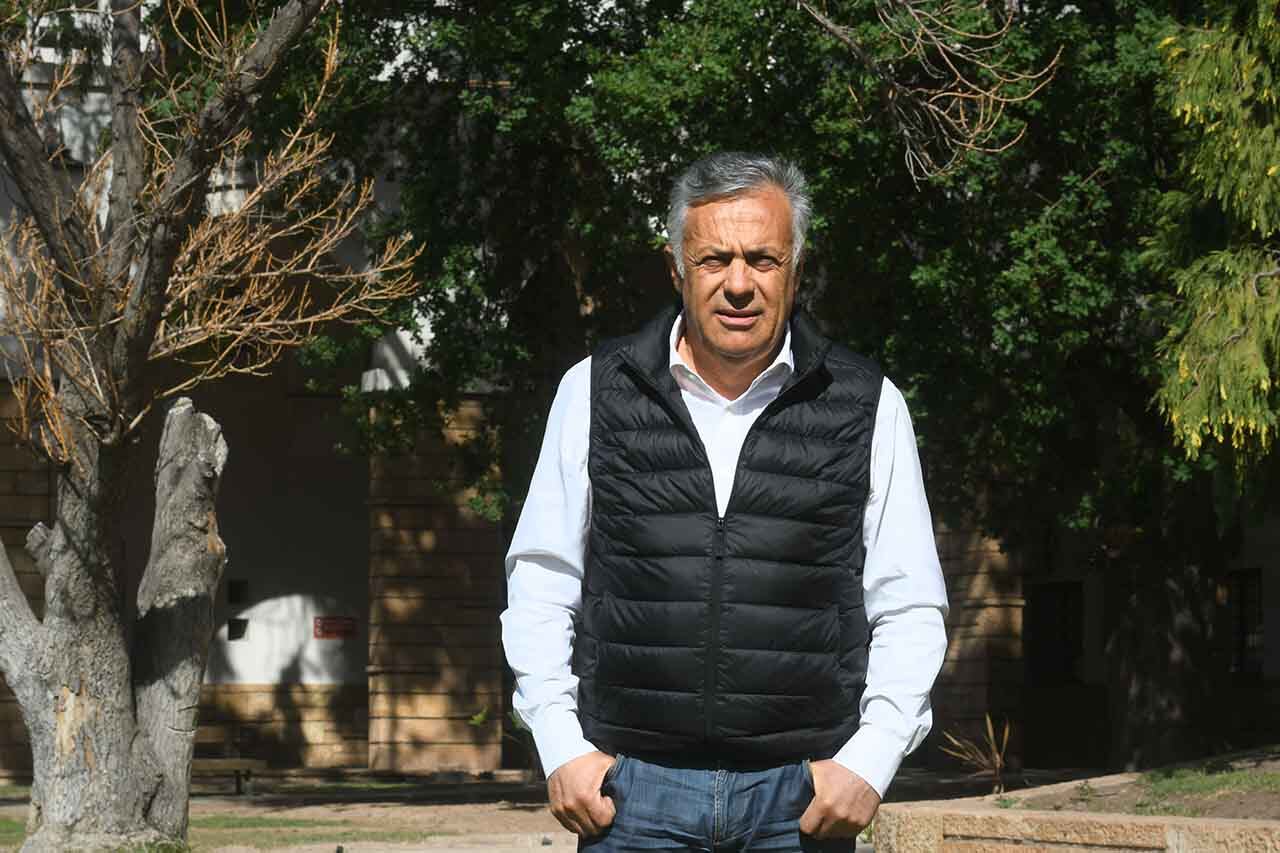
[831,377,949,798]
[499,356,597,778]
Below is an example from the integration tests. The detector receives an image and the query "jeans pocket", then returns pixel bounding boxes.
[801,758,815,791]
[602,753,626,790]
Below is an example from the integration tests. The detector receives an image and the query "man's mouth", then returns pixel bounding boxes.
[716,310,761,330]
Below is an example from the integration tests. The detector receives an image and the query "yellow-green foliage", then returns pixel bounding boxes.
[1162,3,1280,235]
[1154,1,1280,461]
[1157,247,1280,455]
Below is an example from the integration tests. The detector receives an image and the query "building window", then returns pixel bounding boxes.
[1025,581,1084,687]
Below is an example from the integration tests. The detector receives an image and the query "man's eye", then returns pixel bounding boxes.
[697,258,725,270]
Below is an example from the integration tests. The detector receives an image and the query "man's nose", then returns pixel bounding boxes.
[723,258,755,302]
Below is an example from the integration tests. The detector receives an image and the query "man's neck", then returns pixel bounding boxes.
[676,331,781,402]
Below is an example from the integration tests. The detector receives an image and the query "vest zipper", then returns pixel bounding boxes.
[706,515,726,740]
[616,349,823,746]
[705,377,815,740]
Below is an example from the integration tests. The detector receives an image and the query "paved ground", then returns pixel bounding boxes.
[171,762,1034,851]
[0,764,1091,850]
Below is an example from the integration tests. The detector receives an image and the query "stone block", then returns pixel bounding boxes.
[370,505,495,531]
[368,643,504,668]
[368,691,504,719]
[944,571,1024,603]
[370,575,504,600]
[0,446,46,473]
[948,603,1024,635]
[368,527,505,557]
[368,596,498,625]
[368,741,500,773]
[368,667,503,696]
[875,794,1280,852]
[368,624,501,648]
[369,554,499,579]
[368,715,500,745]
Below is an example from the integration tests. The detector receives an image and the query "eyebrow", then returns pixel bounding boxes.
[689,243,787,258]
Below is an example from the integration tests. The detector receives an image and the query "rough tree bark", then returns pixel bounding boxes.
[14,397,227,851]
[133,401,229,838]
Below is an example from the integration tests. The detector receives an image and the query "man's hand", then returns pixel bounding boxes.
[799,759,881,839]
[547,751,618,837]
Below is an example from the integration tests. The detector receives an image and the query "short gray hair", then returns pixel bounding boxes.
[666,151,812,278]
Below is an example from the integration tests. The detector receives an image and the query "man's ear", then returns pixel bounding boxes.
[664,246,683,294]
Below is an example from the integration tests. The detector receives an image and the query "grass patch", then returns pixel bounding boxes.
[994,796,1019,809]
[1133,798,1200,817]
[0,818,22,848]
[1142,768,1280,798]
[1131,767,1280,818]
[0,814,452,852]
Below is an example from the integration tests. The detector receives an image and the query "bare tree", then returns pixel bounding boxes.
[0,1,415,848]
[801,0,1058,181]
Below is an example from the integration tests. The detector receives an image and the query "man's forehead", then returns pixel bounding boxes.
[683,186,793,246]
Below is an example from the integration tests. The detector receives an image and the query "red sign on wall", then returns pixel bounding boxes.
[313,616,358,640]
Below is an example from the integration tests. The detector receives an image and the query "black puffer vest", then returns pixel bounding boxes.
[574,305,883,763]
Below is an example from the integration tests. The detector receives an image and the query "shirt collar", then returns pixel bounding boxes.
[668,312,794,402]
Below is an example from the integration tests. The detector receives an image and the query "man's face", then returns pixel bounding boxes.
[671,185,798,369]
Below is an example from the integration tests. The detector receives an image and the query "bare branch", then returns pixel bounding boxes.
[801,0,1058,182]
[0,6,415,458]
[110,0,331,415]
[0,529,40,677]
[105,0,148,291]
[0,216,115,463]
[0,59,93,287]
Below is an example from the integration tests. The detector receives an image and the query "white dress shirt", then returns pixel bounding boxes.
[501,316,948,798]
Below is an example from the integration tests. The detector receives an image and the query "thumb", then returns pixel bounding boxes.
[589,789,617,829]
[799,798,822,837]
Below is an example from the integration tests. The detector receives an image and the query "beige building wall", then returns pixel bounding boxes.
[367,399,506,772]
[930,525,1025,768]
[198,684,368,768]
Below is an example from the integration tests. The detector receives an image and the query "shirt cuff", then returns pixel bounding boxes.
[529,706,597,779]
[831,725,910,799]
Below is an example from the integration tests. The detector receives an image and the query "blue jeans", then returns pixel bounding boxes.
[580,754,857,852]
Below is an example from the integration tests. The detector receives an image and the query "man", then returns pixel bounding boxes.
[501,152,948,851]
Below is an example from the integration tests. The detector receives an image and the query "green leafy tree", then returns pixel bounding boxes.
[300,0,1252,767]
[1149,1,1280,464]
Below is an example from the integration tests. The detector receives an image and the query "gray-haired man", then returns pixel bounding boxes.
[502,151,948,851]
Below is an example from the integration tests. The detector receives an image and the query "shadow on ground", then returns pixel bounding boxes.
[191,772,548,810]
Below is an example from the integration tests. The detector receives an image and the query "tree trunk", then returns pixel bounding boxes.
[133,399,229,837]
[13,398,227,852]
